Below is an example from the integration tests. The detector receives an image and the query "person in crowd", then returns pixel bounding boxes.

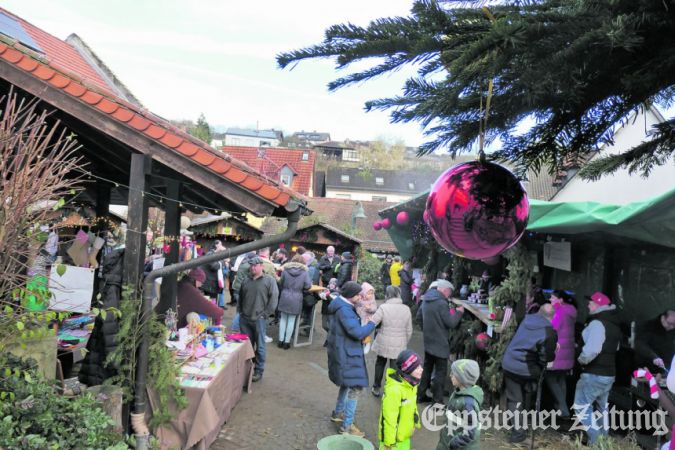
[389,256,402,287]
[545,289,577,419]
[380,255,392,288]
[295,246,306,256]
[336,251,354,288]
[370,285,413,397]
[258,247,279,279]
[277,254,311,349]
[327,281,376,437]
[573,292,622,446]
[229,252,256,332]
[320,278,339,346]
[398,260,414,308]
[319,246,340,287]
[199,244,223,302]
[274,247,289,266]
[212,240,229,307]
[501,303,557,443]
[635,308,675,374]
[239,256,279,382]
[176,268,225,328]
[303,251,321,285]
[415,280,464,404]
[378,350,423,450]
[356,282,378,354]
[436,359,484,450]
[298,251,322,329]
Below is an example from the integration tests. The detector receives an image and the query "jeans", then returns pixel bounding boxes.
[417,352,448,403]
[334,385,362,428]
[279,312,297,343]
[373,356,394,388]
[545,370,570,417]
[217,291,226,307]
[231,313,241,332]
[239,315,267,374]
[573,373,615,445]
[504,373,537,439]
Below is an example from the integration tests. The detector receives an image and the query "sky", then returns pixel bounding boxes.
[3,0,429,146]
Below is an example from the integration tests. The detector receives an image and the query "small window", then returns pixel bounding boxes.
[375,177,384,185]
[335,193,352,199]
[341,175,350,183]
[280,173,293,186]
[408,182,415,190]
[342,150,359,161]
[302,152,309,161]
[372,195,387,202]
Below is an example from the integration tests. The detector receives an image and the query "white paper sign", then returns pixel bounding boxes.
[48,265,95,313]
[543,241,572,271]
[487,325,494,338]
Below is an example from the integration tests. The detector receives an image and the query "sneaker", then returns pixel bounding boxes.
[252,372,263,383]
[330,411,344,423]
[371,387,382,397]
[283,342,291,350]
[264,335,273,343]
[339,424,365,438]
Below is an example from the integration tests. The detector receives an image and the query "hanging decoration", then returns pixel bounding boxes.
[424,161,529,260]
[475,331,490,351]
[381,217,392,229]
[372,221,382,231]
[396,211,409,226]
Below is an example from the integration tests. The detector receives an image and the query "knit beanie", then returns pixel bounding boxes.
[188,267,206,283]
[340,281,362,299]
[361,282,374,295]
[396,350,421,386]
[451,359,480,387]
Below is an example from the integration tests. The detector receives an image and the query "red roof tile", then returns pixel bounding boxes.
[220,146,316,196]
[0,7,303,211]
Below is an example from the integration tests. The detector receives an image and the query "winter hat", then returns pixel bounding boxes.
[340,281,362,299]
[341,251,352,258]
[247,256,264,266]
[328,278,338,290]
[451,359,480,386]
[586,291,611,306]
[188,267,206,283]
[396,350,422,385]
[361,282,375,295]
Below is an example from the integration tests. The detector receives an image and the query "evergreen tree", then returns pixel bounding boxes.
[190,113,212,144]
[278,0,675,179]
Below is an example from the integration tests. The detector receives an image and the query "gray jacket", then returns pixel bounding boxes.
[277,262,311,315]
[239,274,279,320]
[416,288,463,358]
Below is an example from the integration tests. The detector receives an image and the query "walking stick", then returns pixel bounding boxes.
[530,369,546,450]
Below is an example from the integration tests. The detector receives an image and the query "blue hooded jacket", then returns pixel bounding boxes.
[327,296,375,387]
[502,313,557,379]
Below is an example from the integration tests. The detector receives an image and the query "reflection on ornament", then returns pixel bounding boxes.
[381,218,392,229]
[481,255,500,265]
[424,161,529,260]
[475,331,490,351]
[373,221,382,231]
[396,211,410,226]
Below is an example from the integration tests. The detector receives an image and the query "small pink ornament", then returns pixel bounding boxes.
[381,218,392,229]
[373,221,382,231]
[396,211,409,226]
[475,332,490,351]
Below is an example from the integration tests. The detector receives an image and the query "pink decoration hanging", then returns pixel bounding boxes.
[381,217,392,229]
[424,161,529,260]
[373,221,382,231]
[396,211,409,226]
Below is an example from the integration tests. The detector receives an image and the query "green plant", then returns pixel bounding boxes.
[0,353,128,449]
[356,250,385,299]
[106,287,187,428]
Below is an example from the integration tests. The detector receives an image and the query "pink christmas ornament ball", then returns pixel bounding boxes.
[381,217,392,229]
[373,221,383,231]
[475,332,490,351]
[396,211,410,226]
[424,161,529,260]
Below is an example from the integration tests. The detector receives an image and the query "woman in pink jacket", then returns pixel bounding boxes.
[545,289,577,419]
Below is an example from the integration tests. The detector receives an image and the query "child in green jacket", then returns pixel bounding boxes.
[436,359,484,450]
[378,350,423,450]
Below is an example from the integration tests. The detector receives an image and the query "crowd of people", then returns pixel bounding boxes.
[172,241,675,448]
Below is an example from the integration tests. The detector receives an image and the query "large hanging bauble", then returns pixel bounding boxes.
[424,161,529,260]
[396,211,410,226]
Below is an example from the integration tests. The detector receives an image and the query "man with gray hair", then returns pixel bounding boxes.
[416,279,464,404]
[319,245,339,287]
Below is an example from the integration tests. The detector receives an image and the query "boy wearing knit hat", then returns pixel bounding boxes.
[378,350,423,450]
[436,359,484,450]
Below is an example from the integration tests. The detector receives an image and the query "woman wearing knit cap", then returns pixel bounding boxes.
[378,350,422,450]
[176,268,225,328]
[436,359,484,450]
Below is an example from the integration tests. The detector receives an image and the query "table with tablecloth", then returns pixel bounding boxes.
[147,339,255,450]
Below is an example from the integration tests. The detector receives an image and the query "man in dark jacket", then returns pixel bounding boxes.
[318,246,339,286]
[327,281,376,437]
[399,260,414,307]
[501,303,557,443]
[239,257,279,382]
[573,292,622,446]
[200,249,222,301]
[336,251,354,289]
[415,279,464,404]
[635,308,675,374]
[380,255,392,288]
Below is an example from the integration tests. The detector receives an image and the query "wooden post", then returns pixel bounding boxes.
[123,154,151,293]
[158,181,181,316]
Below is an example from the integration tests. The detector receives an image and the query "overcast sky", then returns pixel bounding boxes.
[3,0,430,146]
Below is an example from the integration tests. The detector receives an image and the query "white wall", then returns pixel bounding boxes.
[326,189,412,203]
[553,108,675,205]
[224,135,280,147]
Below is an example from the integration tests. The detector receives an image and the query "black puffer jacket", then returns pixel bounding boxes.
[200,250,222,297]
[79,248,123,387]
[336,256,354,288]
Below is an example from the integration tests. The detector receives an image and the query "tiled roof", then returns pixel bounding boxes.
[0,7,301,211]
[326,167,442,194]
[220,146,316,196]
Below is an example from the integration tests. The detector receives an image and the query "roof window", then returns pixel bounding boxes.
[0,13,43,53]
